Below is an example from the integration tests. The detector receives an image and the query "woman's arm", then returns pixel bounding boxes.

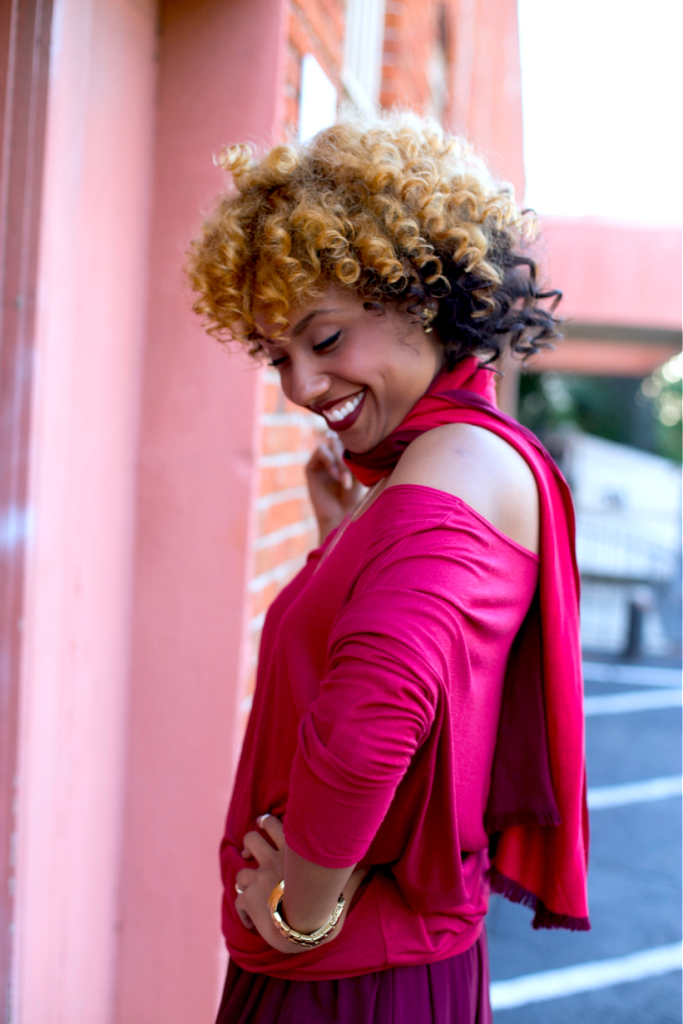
[283,841,358,933]
[235,815,367,954]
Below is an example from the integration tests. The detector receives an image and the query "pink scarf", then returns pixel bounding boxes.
[344,357,590,930]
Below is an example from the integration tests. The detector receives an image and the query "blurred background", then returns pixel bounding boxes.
[0,0,680,1021]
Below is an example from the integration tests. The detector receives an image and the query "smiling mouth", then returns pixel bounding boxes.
[313,389,367,431]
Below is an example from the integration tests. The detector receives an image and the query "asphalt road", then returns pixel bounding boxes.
[487,663,683,1023]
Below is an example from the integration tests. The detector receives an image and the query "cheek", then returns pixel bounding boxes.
[339,342,392,390]
[275,369,293,401]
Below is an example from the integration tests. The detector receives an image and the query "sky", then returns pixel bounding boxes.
[517,0,682,224]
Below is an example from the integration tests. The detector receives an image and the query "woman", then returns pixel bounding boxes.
[189,115,589,1024]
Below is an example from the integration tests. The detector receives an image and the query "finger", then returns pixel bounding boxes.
[235,894,255,930]
[309,444,340,481]
[326,432,343,460]
[325,430,341,454]
[326,435,352,490]
[235,866,256,887]
[331,450,352,491]
[257,813,285,849]
[237,908,254,929]
[242,829,279,864]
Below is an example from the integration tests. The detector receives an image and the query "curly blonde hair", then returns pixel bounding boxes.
[188,113,559,364]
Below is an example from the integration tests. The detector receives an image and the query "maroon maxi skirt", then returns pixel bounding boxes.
[215,931,492,1024]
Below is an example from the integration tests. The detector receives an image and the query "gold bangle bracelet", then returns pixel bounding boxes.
[266,879,345,948]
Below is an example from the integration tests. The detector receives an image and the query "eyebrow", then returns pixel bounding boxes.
[291,308,344,337]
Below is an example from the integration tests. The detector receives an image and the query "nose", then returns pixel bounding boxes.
[288,358,331,408]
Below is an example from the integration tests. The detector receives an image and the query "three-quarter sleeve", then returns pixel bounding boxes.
[284,537,467,868]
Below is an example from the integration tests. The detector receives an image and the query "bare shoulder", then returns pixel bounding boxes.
[387,423,540,554]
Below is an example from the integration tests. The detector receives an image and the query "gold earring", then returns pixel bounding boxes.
[421,307,436,333]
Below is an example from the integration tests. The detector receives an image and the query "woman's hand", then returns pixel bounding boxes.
[234,815,295,954]
[306,432,365,544]
[235,815,366,955]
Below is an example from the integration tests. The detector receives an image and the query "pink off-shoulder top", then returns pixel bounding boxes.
[220,484,538,980]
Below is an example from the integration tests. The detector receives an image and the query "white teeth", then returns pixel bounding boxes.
[325,391,364,424]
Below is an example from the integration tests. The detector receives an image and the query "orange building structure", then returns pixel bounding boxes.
[0,1,680,1020]
[534,216,681,377]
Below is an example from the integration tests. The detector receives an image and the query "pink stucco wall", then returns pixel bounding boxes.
[15,0,158,1019]
[114,1,287,1021]
[17,0,288,1019]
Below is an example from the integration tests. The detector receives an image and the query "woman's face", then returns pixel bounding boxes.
[254,287,443,453]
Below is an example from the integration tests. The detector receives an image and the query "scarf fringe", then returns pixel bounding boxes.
[487,865,591,932]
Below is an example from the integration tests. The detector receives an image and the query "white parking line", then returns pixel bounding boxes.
[491,942,683,1010]
[584,689,683,715]
[588,775,682,809]
[583,662,682,688]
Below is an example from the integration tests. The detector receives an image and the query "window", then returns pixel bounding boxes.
[342,0,387,114]
[299,54,338,142]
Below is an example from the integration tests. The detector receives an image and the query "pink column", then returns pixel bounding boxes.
[114,1,287,1020]
[15,0,158,1020]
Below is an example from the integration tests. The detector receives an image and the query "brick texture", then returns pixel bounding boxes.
[379,0,525,198]
[284,0,345,136]
[381,0,448,115]
[244,368,324,718]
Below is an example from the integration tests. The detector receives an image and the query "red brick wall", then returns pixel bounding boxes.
[284,0,345,133]
[381,0,525,199]
[381,0,448,113]
[244,369,324,718]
